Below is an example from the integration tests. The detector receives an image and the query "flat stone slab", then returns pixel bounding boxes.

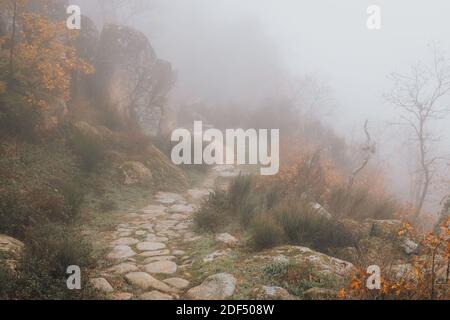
[144,261,178,274]
[145,235,169,242]
[125,272,176,293]
[107,245,136,260]
[112,237,140,246]
[107,262,139,274]
[139,249,171,257]
[187,188,212,200]
[136,241,166,251]
[163,278,190,290]
[168,204,194,214]
[90,278,114,293]
[140,291,173,300]
[167,214,187,221]
[143,255,176,264]
[155,192,185,205]
[172,250,186,256]
[139,205,167,217]
[112,292,133,300]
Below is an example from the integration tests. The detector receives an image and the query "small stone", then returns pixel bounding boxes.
[144,261,177,274]
[401,239,419,255]
[90,278,114,293]
[172,250,185,256]
[216,233,238,247]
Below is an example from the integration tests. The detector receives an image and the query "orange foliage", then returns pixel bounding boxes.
[0,1,94,108]
[341,217,450,300]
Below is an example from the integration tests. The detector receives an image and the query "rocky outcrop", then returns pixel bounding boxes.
[272,246,355,278]
[94,24,174,133]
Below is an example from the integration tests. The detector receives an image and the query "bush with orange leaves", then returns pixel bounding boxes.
[339,217,449,300]
[258,140,397,221]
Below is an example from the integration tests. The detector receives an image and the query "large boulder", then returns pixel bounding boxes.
[279,246,354,278]
[120,161,153,186]
[186,273,237,300]
[252,285,293,300]
[367,219,402,238]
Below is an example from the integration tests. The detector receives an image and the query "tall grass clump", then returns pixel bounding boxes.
[194,190,230,232]
[249,214,284,250]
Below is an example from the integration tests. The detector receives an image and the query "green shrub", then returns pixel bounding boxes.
[59,180,85,221]
[0,182,85,239]
[194,190,230,232]
[71,131,106,173]
[228,174,253,210]
[239,193,264,227]
[273,197,353,251]
[327,185,396,220]
[249,214,284,250]
[0,188,30,238]
[98,197,117,212]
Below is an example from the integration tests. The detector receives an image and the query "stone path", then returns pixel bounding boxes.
[90,165,242,300]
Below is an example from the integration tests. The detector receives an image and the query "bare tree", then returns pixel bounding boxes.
[347,120,376,190]
[385,45,450,220]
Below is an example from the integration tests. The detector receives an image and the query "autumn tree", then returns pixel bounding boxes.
[385,45,450,221]
[0,0,93,131]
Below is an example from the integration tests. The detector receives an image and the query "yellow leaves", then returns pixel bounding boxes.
[337,288,346,299]
[0,5,95,108]
[350,278,362,290]
[398,221,414,237]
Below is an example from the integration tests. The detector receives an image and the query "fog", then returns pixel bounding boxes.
[75,0,450,210]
